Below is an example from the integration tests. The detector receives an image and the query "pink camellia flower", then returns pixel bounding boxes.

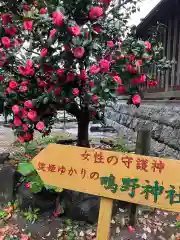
[72,88,79,97]
[21,80,29,85]
[91,94,98,101]
[12,105,20,115]
[1,37,11,48]
[68,25,81,36]
[116,85,126,94]
[27,110,37,121]
[25,182,32,189]
[79,69,88,81]
[99,0,112,4]
[40,48,48,57]
[40,8,47,14]
[73,47,85,58]
[57,68,64,78]
[18,60,35,76]
[24,20,33,31]
[21,108,28,118]
[20,233,29,240]
[52,11,64,27]
[89,81,94,87]
[132,94,141,105]
[107,40,114,48]
[1,14,12,25]
[24,100,33,108]
[38,81,46,88]
[53,210,58,217]
[5,26,17,36]
[127,226,135,233]
[49,29,57,37]
[144,41,151,51]
[66,72,75,82]
[0,75,4,81]
[9,80,18,89]
[137,59,143,65]
[126,64,137,74]
[17,136,25,143]
[113,75,122,84]
[54,87,61,95]
[22,124,28,131]
[19,85,28,93]
[26,59,33,67]
[93,25,102,33]
[99,59,110,72]
[89,7,103,20]
[90,64,100,74]
[148,80,158,87]
[139,74,146,83]
[14,117,22,127]
[23,4,31,11]
[36,121,45,131]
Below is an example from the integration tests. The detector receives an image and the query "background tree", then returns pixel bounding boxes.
[0,0,169,147]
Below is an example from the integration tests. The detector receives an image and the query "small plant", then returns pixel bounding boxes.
[23,207,39,223]
[0,209,8,219]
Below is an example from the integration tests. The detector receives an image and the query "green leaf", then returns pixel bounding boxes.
[30,182,43,193]
[92,42,101,50]
[18,162,35,176]
[104,88,109,93]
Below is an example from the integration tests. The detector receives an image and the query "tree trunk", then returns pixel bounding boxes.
[77,110,90,147]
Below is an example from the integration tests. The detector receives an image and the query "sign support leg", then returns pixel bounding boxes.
[97,197,113,240]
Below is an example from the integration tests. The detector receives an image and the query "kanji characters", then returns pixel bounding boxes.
[90,172,99,180]
[120,178,140,198]
[100,174,118,193]
[141,180,164,203]
[94,151,104,163]
[81,168,86,179]
[136,158,148,172]
[68,167,77,176]
[152,160,165,173]
[166,185,180,205]
[47,164,56,172]
[81,150,91,161]
[121,156,133,169]
[38,162,46,171]
[58,165,66,175]
[107,156,118,165]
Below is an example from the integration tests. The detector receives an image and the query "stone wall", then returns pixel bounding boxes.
[105,101,180,159]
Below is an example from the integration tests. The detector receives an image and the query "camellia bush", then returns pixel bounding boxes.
[0,0,169,148]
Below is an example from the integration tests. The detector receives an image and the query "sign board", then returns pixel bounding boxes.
[32,144,180,239]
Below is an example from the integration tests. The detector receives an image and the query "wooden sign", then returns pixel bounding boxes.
[32,144,180,239]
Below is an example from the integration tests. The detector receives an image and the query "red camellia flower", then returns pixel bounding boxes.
[72,88,79,97]
[40,8,47,14]
[18,60,35,76]
[126,64,137,74]
[57,68,64,78]
[19,85,28,93]
[1,37,11,49]
[24,20,33,31]
[25,182,31,188]
[116,86,126,94]
[0,75,4,81]
[54,87,61,95]
[107,40,114,48]
[132,74,146,85]
[89,81,95,87]
[99,59,110,72]
[64,44,71,51]
[91,94,98,101]
[68,25,81,36]
[40,48,48,57]
[24,132,33,141]
[5,27,17,36]
[99,0,112,4]
[36,121,45,131]
[144,41,151,51]
[27,110,37,121]
[66,72,75,82]
[89,7,103,20]
[14,117,22,126]
[49,29,57,37]
[148,80,158,87]
[79,69,88,81]
[132,94,141,105]
[1,14,11,25]
[21,108,28,118]
[12,105,20,115]
[90,64,100,74]
[52,11,64,27]
[73,47,85,58]
[113,75,122,84]
[24,100,33,108]
[17,136,25,143]
[9,80,17,89]
[93,25,102,33]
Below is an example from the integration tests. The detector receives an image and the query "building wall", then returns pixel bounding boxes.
[105,101,180,159]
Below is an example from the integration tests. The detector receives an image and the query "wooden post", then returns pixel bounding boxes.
[97,197,113,240]
[129,127,151,226]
